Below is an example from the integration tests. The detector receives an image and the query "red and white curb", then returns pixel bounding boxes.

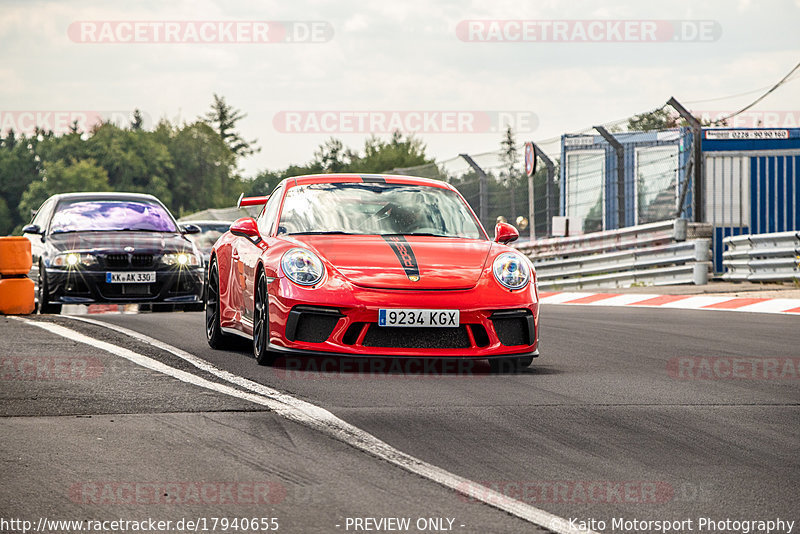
[538,292,800,315]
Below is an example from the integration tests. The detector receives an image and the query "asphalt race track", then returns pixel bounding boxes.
[1,305,798,533]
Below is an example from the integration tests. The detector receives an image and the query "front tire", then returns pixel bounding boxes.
[37,263,61,314]
[253,270,278,366]
[206,258,233,349]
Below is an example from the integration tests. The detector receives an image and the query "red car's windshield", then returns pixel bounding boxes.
[50,200,178,233]
[278,182,485,239]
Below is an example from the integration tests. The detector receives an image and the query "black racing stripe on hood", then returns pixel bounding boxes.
[361,175,386,183]
[381,235,420,279]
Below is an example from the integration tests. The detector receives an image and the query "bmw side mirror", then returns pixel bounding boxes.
[22,224,42,235]
[494,222,519,244]
[180,223,201,234]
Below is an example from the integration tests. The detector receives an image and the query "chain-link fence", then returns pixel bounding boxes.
[387,140,561,242]
[391,127,696,241]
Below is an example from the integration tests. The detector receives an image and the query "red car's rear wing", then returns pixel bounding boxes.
[237,193,270,208]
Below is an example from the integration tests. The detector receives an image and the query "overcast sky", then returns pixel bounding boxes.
[2,0,799,177]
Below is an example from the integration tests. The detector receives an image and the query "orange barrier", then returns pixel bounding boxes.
[0,237,35,314]
[0,277,35,315]
[0,237,33,275]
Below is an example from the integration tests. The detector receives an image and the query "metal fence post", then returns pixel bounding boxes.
[532,143,556,236]
[594,126,625,229]
[459,153,489,229]
[667,97,703,222]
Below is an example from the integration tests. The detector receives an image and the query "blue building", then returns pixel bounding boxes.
[560,127,800,273]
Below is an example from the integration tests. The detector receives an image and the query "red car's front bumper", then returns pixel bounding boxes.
[263,276,539,359]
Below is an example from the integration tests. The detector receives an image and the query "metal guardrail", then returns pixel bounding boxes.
[532,240,711,290]
[515,219,713,290]
[722,231,800,282]
[516,219,712,261]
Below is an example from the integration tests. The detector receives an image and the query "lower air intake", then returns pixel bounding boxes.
[362,325,471,349]
[286,306,343,343]
[491,309,535,346]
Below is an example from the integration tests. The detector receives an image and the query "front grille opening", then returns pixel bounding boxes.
[104,254,128,268]
[468,324,491,347]
[342,322,366,345]
[286,306,343,343]
[362,325,471,349]
[491,309,535,346]
[131,254,154,267]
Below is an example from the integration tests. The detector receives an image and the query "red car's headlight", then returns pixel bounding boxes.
[281,248,325,286]
[492,252,530,290]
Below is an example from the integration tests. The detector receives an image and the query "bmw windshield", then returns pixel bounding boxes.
[277,182,485,239]
[50,200,178,233]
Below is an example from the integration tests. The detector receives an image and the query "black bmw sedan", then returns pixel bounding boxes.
[22,192,204,313]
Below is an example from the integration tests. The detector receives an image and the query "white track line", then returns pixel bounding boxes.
[15,316,592,534]
[538,292,589,304]
[575,294,660,306]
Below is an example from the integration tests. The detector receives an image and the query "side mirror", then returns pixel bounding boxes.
[494,222,519,244]
[22,224,42,235]
[180,223,201,235]
[229,217,261,242]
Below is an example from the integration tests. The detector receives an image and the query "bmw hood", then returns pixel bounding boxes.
[47,231,194,254]
[298,235,493,290]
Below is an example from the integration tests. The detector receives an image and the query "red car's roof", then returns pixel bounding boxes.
[286,173,454,191]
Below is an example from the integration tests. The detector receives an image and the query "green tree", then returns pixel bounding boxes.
[499,126,519,220]
[244,170,282,196]
[166,121,238,215]
[0,197,13,236]
[349,131,433,174]
[627,108,679,131]
[130,109,144,131]
[203,94,260,159]
[313,137,355,172]
[18,159,111,222]
[0,131,41,233]
[82,123,174,204]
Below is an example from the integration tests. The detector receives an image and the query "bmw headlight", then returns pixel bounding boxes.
[52,252,97,268]
[281,248,324,286]
[163,252,201,267]
[492,252,530,290]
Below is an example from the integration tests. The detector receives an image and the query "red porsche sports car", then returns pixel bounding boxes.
[205,174,539,372]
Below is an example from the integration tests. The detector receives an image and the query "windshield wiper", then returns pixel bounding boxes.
[117,228,171,232]
[289,231,361,235]
[383,232,460,238]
